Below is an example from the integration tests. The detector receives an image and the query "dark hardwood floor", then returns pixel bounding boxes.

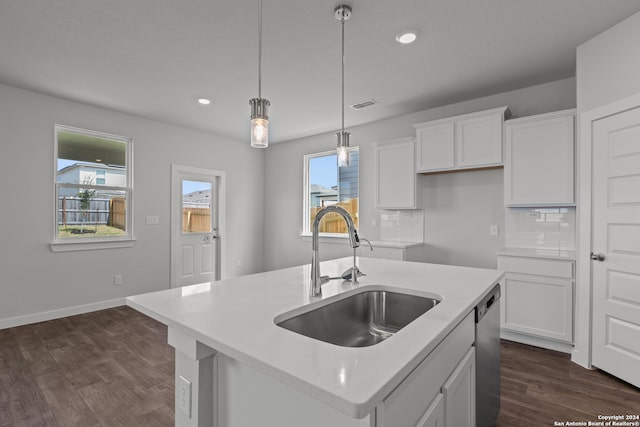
[1,306,638,426]
[0,307,174,426]
[496,340,640,426]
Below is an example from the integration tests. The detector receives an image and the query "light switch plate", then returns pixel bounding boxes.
[178,375,192,418]
[146,215,159,225]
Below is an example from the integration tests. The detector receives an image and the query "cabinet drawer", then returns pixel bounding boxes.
[498,256,573,279]
[379,313,474,427]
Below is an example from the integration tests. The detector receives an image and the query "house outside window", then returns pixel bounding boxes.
[53,125,133,249]
[303,148,359,236]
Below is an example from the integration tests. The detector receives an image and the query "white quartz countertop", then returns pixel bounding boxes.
[126,257,503,418]
[497,247,576,261]
[367,240,424,249]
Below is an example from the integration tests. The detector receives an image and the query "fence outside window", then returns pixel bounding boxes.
[57,196,126,229]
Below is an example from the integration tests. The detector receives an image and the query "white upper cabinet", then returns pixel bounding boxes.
[414,107,510,173]
[374,137,417,209]
[504,109,575,207]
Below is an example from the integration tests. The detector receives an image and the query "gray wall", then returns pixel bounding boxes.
[577,10,640,113]
[0,83,265,325]
[263,77,576,271]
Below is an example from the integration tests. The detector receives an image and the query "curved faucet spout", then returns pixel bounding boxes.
[310,205,360,297]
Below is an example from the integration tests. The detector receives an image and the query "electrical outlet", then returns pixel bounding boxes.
[489,225,499,236]
[178,375,192,418]
[527,211,541,219]
[114,275,122,286]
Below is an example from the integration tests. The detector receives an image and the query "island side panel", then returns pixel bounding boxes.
[216,353,373,427]
[168,328,217,427]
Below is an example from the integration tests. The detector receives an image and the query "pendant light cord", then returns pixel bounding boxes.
[258,0,263,99]
[341,14,345,134]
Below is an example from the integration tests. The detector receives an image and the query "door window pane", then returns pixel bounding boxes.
[182,180,212,233]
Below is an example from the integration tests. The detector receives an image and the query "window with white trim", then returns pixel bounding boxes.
[303,148,359,236]
[54,125,133,244]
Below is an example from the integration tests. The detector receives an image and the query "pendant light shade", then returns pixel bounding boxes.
[335,4,352,167]
[336,131,350,167]
[250,98,269,148]
[250,0,270,148]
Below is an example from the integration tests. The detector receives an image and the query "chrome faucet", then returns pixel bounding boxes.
[310,205,360,297]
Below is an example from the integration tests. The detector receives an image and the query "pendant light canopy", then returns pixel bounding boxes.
[250,0,270,148]
[335,4,351,167]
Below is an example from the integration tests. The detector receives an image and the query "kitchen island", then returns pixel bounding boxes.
[126,257,503,427]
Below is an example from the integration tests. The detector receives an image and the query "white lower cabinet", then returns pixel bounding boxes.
[497,255,575,345]
[377,313,475,427]
[442,348,476,427]
[416,393,444,427]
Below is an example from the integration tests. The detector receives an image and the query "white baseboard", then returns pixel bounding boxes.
[501,329,574,354]
[0,298,126,330]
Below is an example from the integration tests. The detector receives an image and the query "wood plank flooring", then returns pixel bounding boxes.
[1,306,638,426]
[0,307,174,426]
[496,340,640,426]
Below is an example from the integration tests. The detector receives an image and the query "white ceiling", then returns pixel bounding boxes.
[2,0,640,143]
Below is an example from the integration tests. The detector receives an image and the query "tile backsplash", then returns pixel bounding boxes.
[380,210,424,242]
[505,207,575,250]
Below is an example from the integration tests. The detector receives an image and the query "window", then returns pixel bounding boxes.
[53,125,133,249]
[303,148,359,236]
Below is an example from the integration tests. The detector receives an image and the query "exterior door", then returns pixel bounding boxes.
[591,106,640,388]
[171,165,223,288]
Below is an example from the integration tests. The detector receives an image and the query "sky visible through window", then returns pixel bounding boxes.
[57,159,77,171]
[183,180,211,195]
[310,154,337,189]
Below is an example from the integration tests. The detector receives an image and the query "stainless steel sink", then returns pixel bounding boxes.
[276,290,440,347]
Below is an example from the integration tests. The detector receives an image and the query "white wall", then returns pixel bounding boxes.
[0,83,264,326]
[577,10,640,113]
[263,77,576,271]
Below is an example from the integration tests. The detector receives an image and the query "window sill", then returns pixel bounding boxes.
[50,238,136,252]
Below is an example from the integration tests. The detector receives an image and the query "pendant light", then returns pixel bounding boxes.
[249,0,270,148]
[335,4,351,167]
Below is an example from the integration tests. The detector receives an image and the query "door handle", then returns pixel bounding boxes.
[590,252,606,262]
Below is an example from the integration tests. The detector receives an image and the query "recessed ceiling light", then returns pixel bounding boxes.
[95,159,102,162]
[395,30,417,44]
[198,98,211,105]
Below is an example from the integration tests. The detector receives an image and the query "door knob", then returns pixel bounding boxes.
[590,252,606,262]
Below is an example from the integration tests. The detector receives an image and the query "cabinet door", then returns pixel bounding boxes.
[504,110,575,206]
[456,113,503,168]
[442,347,475,427]
[375,138,416,208]
[416,393,444,427]
[501,274,573,342]
[416,121,455,172]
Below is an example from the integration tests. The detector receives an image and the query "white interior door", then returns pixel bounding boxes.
[171,165,224,288]
[591,106,640,388]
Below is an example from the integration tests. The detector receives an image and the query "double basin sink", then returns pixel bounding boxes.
[275,288,441,347]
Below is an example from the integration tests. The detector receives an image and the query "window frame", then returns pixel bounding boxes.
[302,147,359,237]
[50,124,135,252]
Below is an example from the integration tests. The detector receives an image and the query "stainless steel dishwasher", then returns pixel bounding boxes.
[475,284,501,427]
